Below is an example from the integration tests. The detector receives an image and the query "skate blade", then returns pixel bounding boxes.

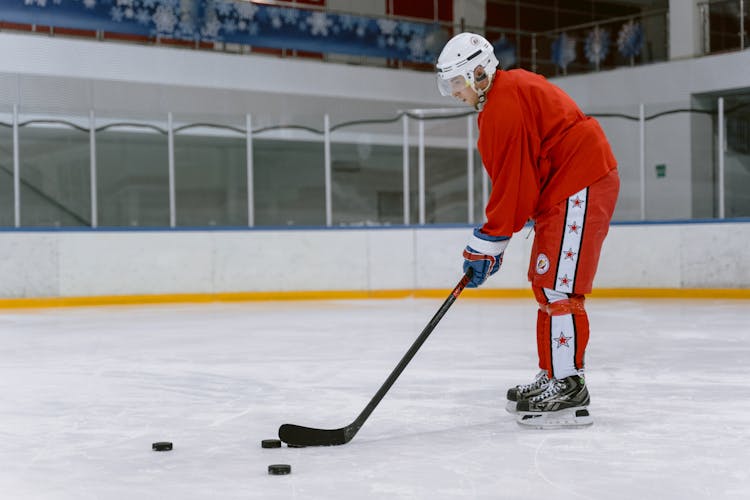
[515,407,593,429]
[505,400,518,414]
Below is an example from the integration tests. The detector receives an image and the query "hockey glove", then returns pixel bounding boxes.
[462,228,510,288]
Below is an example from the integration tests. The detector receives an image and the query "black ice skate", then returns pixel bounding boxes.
[515,374,593,429]
[505,369,550,414]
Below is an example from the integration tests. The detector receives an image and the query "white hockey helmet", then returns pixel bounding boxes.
[436,32,499,97]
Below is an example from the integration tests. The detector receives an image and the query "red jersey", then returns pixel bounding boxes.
[477,69,617,237]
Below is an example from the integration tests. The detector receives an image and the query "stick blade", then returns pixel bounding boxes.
[278,423,353,447]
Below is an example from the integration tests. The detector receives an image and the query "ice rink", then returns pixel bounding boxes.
[1,295,748,499]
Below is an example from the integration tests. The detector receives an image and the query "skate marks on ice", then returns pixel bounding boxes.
[0,299,749,499]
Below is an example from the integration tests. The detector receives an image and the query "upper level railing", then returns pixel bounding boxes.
[486,9,669,77]
[699,0,748,54]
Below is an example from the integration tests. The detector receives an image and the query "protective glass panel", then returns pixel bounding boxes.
[253,138,325,227]
[425,146,468,223]
[589,105,642,221]
[688,96,717,219]
[0,109,12,226]
[330,119,404,226]
[18,115,91,227]
[643,101,695,220]
[724,95,750,217]
[425,116,469,224]
[473,149,486,225]
[96,117,170,227]
[408,145,419,224]
[173,114,248,227]
[408,115,471,224]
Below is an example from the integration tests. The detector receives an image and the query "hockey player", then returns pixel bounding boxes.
[435,33,619,428]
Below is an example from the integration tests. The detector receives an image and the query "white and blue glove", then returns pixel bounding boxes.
[462,228,510,288]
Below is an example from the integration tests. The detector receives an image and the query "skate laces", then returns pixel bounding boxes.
[518,370,549,392]
[531,378,564,402]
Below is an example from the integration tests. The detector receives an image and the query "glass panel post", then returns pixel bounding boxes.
[639,103,646,220]
[466,115,474,224]
[718,96,725,219]
[89,110,98,228]
[12,104,20,228]
[246,114,254,227]
[168,112,176,228]
[324,113,332,227]
[418,118,425,225]
[402,113,409,225]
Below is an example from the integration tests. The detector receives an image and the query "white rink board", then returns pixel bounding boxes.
[0,222,748,298]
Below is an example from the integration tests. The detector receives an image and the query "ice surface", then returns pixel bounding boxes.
[0,297,748,499]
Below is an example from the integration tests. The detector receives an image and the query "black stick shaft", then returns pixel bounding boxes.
[278,270,474,446]
[345,269,473,437]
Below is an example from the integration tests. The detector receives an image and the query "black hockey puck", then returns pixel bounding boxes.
[268,464,291,475]
[261,439,281,449]
[152,441,173,451]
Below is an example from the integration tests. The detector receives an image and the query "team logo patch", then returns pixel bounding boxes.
[535,253,550,274]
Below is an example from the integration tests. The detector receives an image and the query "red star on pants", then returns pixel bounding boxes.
[564,248,577,260]
[554,332,571,348]
[571,196,585,208]
[558,274,572,288]
[568,222,580,234]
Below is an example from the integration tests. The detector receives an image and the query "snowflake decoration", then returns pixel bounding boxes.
[617,20,644,58]
[83,0,97,8]
[179,18,196,37]
[135,8,151,25]
[110,6,124,22]
[338,14,357,31]
[376,19,398,36]
[214,0,234,17]
[408,37,426,59]
[153,4,178,34]
[584,27,610,65]
[235,2,258,21]
[201,17,222,39]
[281,8,298,25]
[222,18,238,34]
[355,20,369,38]
[551,32,577,70]
[307,12,332,36]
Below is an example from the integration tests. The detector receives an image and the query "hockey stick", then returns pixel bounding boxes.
[278,269,473,447]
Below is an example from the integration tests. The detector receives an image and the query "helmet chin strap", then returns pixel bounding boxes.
[471,72,494,111]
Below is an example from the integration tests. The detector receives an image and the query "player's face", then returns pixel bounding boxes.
[452,82,479,107]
